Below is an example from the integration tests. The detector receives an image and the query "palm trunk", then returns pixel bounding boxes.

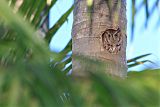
[72,0,127,78]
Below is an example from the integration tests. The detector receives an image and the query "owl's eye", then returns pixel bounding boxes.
[116,44,120,47]
[108,44,113,47]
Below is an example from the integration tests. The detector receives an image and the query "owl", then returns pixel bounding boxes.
[102,27,122,54]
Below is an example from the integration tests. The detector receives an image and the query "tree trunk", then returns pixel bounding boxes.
[72,0,127,78]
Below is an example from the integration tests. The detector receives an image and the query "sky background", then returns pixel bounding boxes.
[49,0,160,71]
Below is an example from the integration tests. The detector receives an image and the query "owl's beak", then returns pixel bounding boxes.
[112,47,116,52]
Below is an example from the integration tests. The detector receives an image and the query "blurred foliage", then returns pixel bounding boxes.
[127,53,156,68]
[131,0,160,41]
[0,0,159,107]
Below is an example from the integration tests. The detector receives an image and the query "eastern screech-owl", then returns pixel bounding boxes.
[102,27,122,54]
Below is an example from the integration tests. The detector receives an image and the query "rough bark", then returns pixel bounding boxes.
[72,0,127,78]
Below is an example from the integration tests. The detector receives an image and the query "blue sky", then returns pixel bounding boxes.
[49,0,160,71]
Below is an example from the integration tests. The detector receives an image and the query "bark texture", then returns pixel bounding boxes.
[72,0,127,78]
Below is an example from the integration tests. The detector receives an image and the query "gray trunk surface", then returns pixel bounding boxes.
[72,0,127,78]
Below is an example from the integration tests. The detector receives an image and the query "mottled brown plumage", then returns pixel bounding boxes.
[102,27,122,54]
